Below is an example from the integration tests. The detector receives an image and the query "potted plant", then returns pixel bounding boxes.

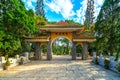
[19,57,24,65]
[104,59,110,69]
[3,60,11,70]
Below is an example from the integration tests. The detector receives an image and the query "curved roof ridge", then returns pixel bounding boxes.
[56,20,69,26]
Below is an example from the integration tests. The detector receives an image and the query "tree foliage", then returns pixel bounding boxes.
[65,20,81,26]
[35,0,46,20]
[85,0,95,28]
[0,0,37,56]
[94,0,120,57]
[52,38,72,55]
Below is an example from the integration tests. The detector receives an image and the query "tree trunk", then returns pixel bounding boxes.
[63,46,65,55]
[109,46,114,56]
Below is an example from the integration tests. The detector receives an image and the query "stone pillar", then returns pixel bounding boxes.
[24,52,29,60]
[0,56,6,63]
[72,42,76,60]
[15,55,19,60]
[35,43,42,60]
[93,52,96,57]
[109,56,114,61]
[82,42,88,60]
[47,41,52,60]
[72,31,76,60]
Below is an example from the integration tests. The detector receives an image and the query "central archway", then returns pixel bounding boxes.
[51,36,72,60]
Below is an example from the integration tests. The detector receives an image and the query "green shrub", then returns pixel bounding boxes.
[5,60,11,66]
[116,64,120,72]
[20,58,24,62]
[40,22,46,25]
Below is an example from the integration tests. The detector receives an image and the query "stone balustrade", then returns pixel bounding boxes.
[98,55,104,66]
[0,52,30,71]
[92,53,120,73]
[0,62,3,71]
[110,60,118,72]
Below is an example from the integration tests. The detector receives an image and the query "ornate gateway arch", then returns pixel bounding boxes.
[25,21,96,60]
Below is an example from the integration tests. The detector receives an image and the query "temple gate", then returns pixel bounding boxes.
[25,21,96,60]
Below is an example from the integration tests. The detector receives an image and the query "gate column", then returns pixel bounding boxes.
[35,43,42,60]
[82,42,88,60]
[72,42,76,60]
[47,41,52,60]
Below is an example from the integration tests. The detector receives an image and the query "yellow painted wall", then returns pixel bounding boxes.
[51,32,73,43]
[76,42,83,47]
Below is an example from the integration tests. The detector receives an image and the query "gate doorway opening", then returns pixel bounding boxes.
[51,37,72,60]
[52,37,72,55]
[76,44,82,60]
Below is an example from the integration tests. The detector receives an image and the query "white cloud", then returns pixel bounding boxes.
[22,0,37,11]
[45,0,75,19]
[94,0,104,19]
[75,0,104,24]
[27,1,32,7]
[75,0,87,24]
[22,0,104,24]
[95,0,104,6]
[22,0,37,3]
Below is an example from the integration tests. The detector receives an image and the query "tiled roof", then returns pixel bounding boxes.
[26,36,49,39]
[74,34,95,39]
[45,21,80,27]
[25,36,49,42]
[56,20,69,26]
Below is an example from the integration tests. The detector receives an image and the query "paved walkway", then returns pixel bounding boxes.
[0,55,120,80]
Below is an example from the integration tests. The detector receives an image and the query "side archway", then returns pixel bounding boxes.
[76,43,83,58]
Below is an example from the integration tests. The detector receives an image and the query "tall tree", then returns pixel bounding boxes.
[83,0,95,58]
[85,0,95,28]
[95,0,120,56]
[0,0,37,56]
[35,0,45,19]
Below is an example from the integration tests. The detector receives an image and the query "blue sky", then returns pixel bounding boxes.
[22,0,104,24]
